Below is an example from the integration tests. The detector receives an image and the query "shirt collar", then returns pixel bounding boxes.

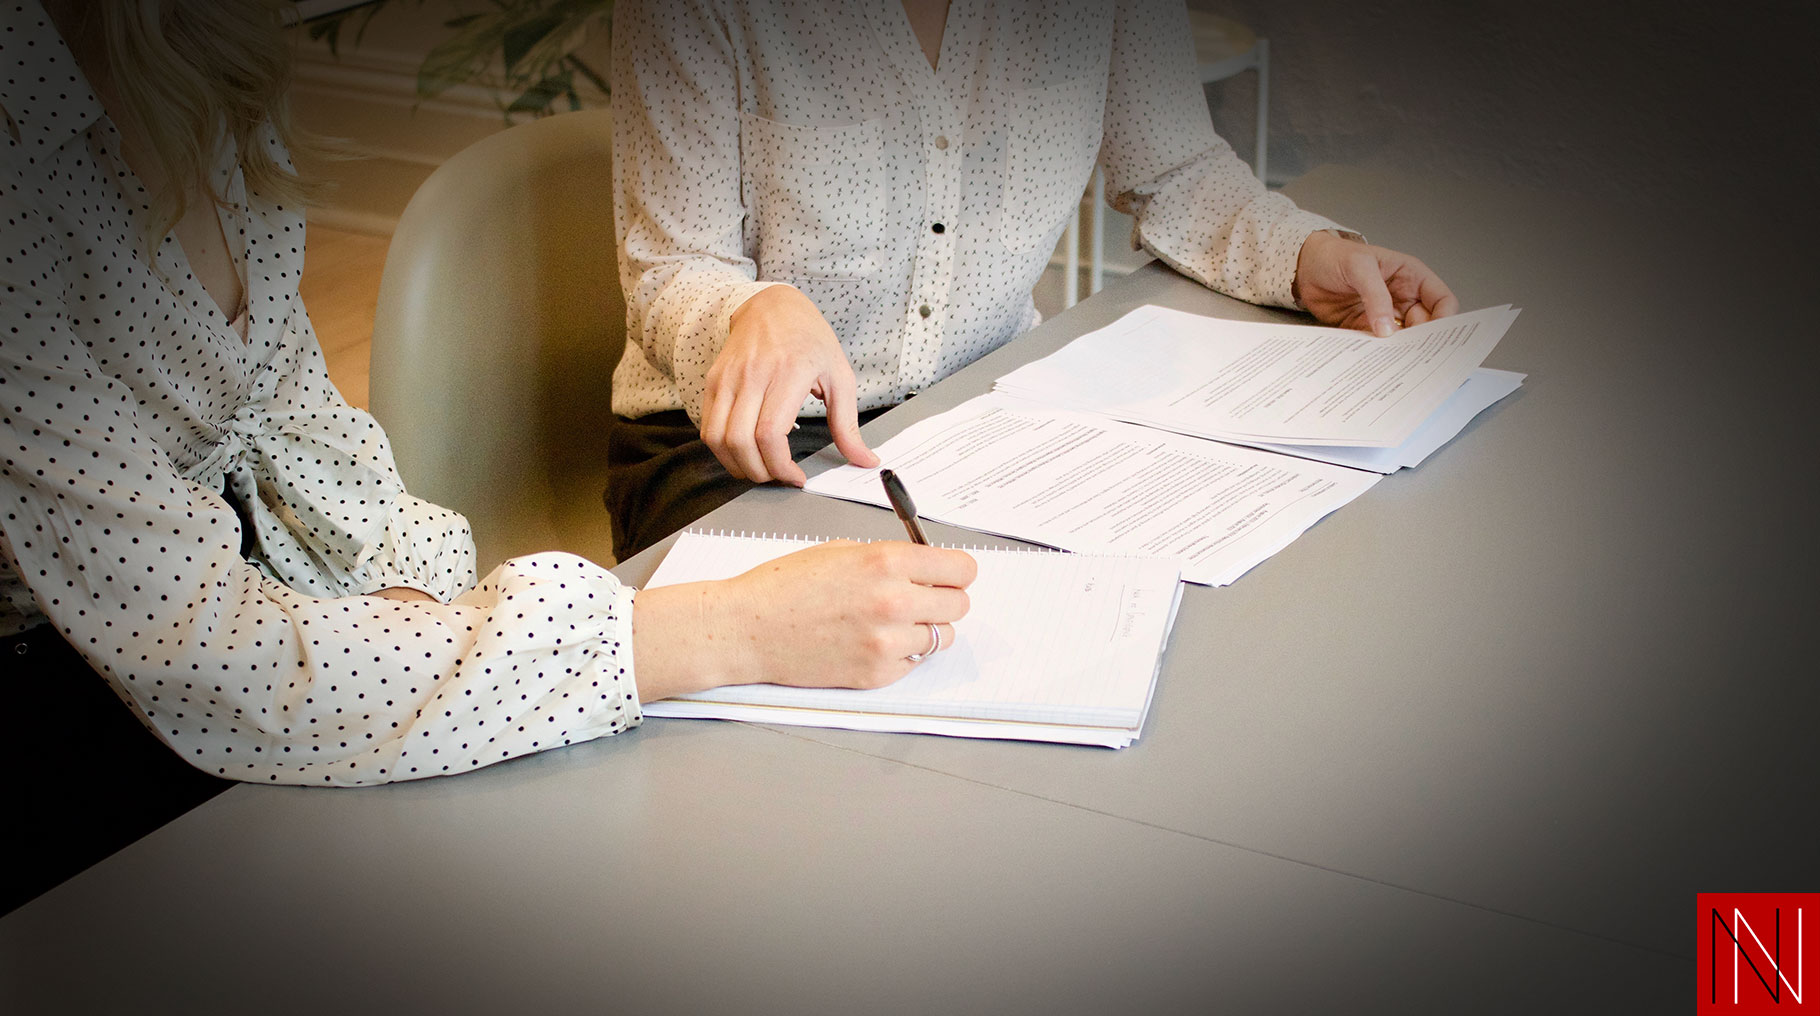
[0,0,109,154]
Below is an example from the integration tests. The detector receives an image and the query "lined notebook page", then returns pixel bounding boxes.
[642,533,1181,731]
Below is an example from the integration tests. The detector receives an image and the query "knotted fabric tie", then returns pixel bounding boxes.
[189,402,404,576]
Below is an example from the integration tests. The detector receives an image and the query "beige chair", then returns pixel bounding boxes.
[368,109,622,574]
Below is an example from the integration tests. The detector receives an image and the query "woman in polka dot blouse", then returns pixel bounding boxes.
[0,0,975,907]
[604,0,1460,559]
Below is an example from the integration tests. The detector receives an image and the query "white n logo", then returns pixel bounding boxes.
[1713,907,1804,1004]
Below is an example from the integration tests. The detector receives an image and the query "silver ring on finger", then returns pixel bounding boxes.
[905,622,941,663]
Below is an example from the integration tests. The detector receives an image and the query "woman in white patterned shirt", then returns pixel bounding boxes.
[0,0,974,913]
[606,0,1460,558]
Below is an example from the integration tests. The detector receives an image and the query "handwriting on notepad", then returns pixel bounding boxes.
[1119,584,1159,640]
[640,532,1183,746]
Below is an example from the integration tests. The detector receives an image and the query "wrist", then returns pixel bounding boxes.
[629,586,720,706]
[632,582,753,701]
[727,282,803,330]
[1292,228,1368,307]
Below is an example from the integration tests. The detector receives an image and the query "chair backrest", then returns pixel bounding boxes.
[369,108,623,571]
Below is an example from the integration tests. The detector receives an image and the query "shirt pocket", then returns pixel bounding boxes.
[771,274,898,415]
[1000,75,1105,253]
[740,112,888,279]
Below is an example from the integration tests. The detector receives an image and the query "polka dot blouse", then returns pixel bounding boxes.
[609,0,1345,423]
[0,5,641,786]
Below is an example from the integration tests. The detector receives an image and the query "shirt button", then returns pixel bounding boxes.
[918,305,933,319]
[934,135,950,150]
[931,222,945,234]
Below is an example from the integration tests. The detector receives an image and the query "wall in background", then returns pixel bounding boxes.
[291,0,1812,309]
[288,1,609,235]
[1192,0,1814,207]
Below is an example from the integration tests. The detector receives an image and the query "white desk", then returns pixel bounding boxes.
[3,167,1809,1014]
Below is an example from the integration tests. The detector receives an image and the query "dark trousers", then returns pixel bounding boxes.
[605,407,889,561]
[2,625,229,915]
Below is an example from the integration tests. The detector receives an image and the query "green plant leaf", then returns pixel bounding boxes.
[399,0,614,103]
[506,69,574,115]
[349,4,386,49]
[566,53,609,96]
[501,12,565,74]
[417,19,504,98]
[307,17,343,56]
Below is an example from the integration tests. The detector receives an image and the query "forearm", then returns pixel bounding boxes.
[10,547,643,786]
[613,0,769,419]
[630,580,751,702]
[1126,155,1342,309]
[626,263,785,420]
[1101,0,1343,308]
[0,375,641,786]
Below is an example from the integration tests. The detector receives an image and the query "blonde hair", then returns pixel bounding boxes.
[95,0,321,244]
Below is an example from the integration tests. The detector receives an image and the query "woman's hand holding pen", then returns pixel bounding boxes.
[1293,229,1459,337]
[702,285,880,485]
[630,541,976,702]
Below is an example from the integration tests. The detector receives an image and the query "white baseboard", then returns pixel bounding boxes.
[293,47,515,126]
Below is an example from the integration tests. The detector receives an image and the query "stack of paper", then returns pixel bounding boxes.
[805,393,1380,586]
[642,532,1184,748]
[805,305,1522,585]
[994,304,1523,470]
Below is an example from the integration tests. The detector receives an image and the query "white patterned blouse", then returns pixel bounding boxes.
[0,2,641,786]
[609,0,1346,423]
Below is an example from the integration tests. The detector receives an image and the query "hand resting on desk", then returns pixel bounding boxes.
[631,540,976,701]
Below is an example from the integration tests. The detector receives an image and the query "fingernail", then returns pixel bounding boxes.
[1371,317,1395,337]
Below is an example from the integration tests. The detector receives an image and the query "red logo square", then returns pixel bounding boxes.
[1700,893,1819,1013]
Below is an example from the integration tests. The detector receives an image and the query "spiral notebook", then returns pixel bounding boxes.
[640,532,1185,748]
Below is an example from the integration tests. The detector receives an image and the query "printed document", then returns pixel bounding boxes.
[1231,367,1526,473]
[804,393,1380,586]
[995,304,1520,448]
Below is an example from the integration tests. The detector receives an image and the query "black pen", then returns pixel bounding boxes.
[879,469,929,545]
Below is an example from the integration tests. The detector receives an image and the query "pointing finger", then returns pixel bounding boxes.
[820,362,878,468]
[1348,251,1400,337]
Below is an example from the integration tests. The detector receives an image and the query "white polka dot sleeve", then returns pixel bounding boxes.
[252,312,481,603]
[1101,0,1343,309]
[0,209,642,786]
[611,0,785,424]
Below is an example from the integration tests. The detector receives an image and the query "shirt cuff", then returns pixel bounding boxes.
[600,581,644,730]
[1260,209,1350,310]
[669,280,794,423]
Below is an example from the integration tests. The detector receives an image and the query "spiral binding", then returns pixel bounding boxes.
[681,527,1072,555]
